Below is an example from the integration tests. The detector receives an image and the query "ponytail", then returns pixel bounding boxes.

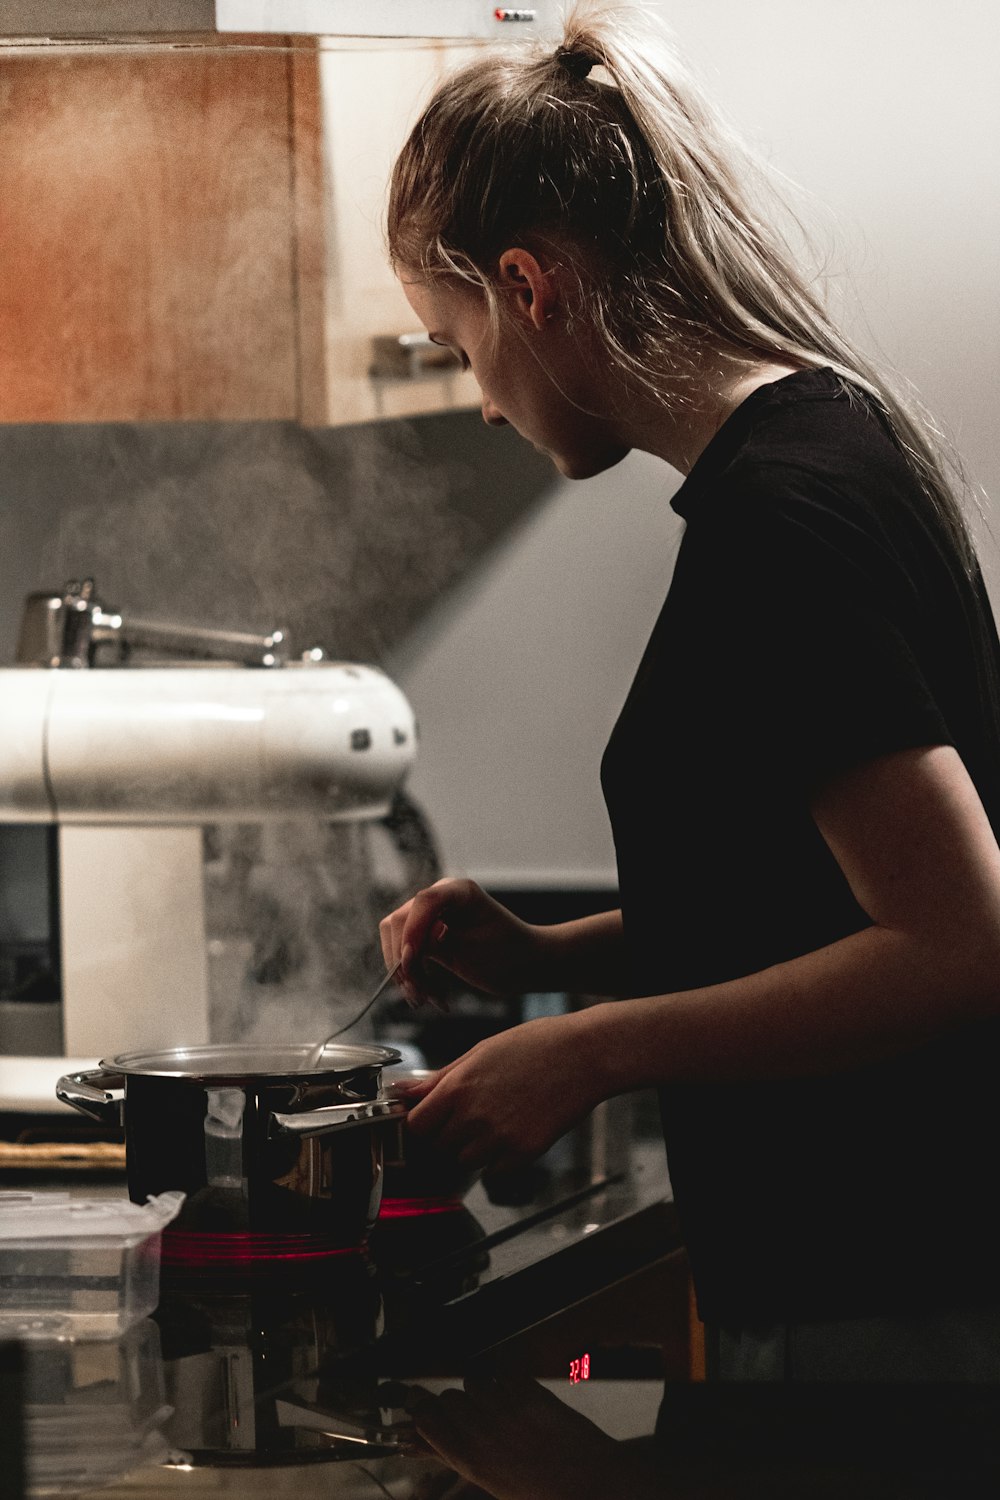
[388,2,976,568]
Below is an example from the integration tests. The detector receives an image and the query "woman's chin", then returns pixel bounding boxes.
[553,444,631,480]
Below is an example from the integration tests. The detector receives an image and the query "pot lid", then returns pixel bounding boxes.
[103,1042,401,1081]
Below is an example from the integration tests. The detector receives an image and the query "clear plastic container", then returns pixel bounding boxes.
[23,1317,173,1495]
[0,1191,184,1340]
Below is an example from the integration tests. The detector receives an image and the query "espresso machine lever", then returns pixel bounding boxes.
[16,578,289,670]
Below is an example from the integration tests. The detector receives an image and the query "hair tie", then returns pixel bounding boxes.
[555,46,596,82]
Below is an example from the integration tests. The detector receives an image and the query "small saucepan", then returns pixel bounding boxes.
[56,1043,405,1250]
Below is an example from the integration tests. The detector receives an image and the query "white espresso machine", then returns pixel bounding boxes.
[0,580,419,1109]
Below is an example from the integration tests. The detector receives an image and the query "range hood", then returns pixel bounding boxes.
[1,1,560,40]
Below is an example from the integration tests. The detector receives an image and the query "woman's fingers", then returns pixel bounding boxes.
[393,1069,440,1102]
[380,878,530,1009]
[379,896,454,1010]
[379,881,466,1004]
[405,1017,599,1172]
[407,1074,525,1172]
[405,1067,458,1134]
[399,885,458,972]
[379,899,413,971]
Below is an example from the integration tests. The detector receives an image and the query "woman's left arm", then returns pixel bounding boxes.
[408,745,1000,1169]
[601,742,1000,1084]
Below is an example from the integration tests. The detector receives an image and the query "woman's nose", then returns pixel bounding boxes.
[482,398,508,427]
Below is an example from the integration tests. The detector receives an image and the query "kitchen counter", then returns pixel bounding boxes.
[373,1130,679,1369]
[7,1112,1000,1498]
[3,1102,687,1498]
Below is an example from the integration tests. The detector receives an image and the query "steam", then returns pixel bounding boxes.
[26,418,474,1043]
[35,419,483,666]
[204,818,387,1045]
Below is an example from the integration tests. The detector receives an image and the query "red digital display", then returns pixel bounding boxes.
[568,1353,591,1384]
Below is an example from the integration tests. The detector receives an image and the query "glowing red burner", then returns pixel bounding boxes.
[161,1229,364,1268]
[378,1195,466,1219]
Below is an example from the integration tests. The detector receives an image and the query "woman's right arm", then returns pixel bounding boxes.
[379,879,628,1005]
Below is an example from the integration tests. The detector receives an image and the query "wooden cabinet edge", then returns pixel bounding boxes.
[288,41,330,426]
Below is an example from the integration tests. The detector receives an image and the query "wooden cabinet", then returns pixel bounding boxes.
[0,41,324,422]
[0,38,480,426]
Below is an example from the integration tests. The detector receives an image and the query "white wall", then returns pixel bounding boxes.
[391,0,1000,887]
[390,448,684,887]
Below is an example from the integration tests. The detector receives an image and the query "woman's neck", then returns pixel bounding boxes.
[616,353,804,476]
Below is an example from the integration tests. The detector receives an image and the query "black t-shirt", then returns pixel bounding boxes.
[601,367,1000,1324]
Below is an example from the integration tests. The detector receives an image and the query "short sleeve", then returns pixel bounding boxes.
[695,471,953,791]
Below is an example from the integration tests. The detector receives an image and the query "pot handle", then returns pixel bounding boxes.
[55,1068,126,1127]
[270,1097,406,1140]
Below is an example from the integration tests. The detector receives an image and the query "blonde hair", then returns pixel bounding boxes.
[388,2,975,565]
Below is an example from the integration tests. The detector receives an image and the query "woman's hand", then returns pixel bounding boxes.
[379,878,547,1006]
[405,1012,608,1173]
[405,1370,664,1500]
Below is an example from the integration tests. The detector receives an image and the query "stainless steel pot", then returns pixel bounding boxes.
[56,1043,404,1248]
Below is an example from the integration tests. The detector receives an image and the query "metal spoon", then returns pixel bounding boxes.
[302,961,403,1070]
[303,922,451,1071]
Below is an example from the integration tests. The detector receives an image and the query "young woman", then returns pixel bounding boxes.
[379,4,1000,1381]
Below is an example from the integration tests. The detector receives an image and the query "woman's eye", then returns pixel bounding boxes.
[429,336,467,371]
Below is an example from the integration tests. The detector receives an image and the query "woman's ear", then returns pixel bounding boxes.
[497,248,559,331]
